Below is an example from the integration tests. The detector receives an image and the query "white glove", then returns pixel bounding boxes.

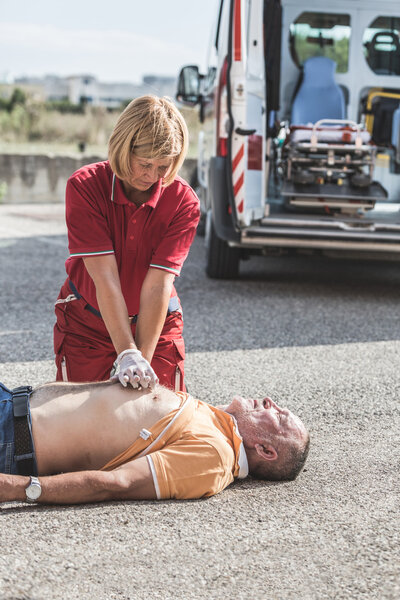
[113,349,159,389]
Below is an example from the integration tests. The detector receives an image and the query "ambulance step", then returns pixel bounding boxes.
[241,221,400,252]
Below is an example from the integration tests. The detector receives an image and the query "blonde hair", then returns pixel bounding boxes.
[108,95,188,186]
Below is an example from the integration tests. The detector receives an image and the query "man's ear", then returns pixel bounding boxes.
[254,443,278,462]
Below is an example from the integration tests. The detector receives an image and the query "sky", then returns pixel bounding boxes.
[0,0,219,84]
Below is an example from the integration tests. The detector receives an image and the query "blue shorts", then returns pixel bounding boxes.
[0,382,18,475]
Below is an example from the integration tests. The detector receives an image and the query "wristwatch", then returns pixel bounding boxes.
[25,476,42,503]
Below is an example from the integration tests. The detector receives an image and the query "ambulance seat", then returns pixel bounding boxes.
[291,56,345,125]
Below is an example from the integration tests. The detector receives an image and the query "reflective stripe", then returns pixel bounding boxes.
[146,455,161,499]
[111,173,116,202]
[174,366,181,392]
[61,358,68,382]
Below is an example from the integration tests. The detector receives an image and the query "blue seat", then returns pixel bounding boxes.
[291,56,346,125]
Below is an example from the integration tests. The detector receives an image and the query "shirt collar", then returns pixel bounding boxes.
[111,173,162,208]
[230,415,249,479]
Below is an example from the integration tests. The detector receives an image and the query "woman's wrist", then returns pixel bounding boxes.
[116,348,142,363]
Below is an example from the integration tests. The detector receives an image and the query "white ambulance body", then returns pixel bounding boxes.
[177,0,400,277]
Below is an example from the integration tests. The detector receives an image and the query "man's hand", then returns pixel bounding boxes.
[113,348,159,389]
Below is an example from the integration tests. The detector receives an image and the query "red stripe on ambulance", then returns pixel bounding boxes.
[234,172,244,199]
[233,0,242,62]
[232,144,244,171]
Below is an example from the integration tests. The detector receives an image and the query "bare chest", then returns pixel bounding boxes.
[32,389,181,474]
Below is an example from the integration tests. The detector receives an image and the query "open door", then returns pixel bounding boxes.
[227,0,268,227]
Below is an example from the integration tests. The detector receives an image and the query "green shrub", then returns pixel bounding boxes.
[46,99,86,114]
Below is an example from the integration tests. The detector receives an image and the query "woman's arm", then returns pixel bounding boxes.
[135,268,176,363]
[83,254,136,355]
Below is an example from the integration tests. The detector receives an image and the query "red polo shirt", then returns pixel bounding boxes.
[64,161,200,315]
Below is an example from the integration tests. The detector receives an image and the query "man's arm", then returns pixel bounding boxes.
[0,457,156,505]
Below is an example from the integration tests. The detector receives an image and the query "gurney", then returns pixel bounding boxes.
[281,119,386,215]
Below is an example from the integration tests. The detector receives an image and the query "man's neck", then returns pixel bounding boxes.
[215,404,231,414]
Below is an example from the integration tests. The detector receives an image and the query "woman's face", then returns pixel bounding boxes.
[125,155,173,192]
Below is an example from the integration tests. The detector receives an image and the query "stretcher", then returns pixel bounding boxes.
[281,119,386,215]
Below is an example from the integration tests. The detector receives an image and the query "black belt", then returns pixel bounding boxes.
[68,280,181,322]
[12,386,38,477]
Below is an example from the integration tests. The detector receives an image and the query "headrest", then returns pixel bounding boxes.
[302,56,338,87]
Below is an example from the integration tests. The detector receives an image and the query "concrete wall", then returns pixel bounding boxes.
[0,154,197,203]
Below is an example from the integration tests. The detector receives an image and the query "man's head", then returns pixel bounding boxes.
[224,396,310,481]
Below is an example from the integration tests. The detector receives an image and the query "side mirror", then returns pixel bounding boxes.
[176,65,201,105]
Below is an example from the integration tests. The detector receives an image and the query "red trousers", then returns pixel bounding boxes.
[54,281,186,391]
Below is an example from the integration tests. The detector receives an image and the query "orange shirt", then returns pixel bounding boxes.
[101,393,248,499]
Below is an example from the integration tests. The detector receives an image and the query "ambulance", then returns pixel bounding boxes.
[177,0,400,278]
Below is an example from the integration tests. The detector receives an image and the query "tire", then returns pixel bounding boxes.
[205,212,240,279]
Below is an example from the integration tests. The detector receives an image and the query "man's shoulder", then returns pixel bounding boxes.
[190,401,237,461]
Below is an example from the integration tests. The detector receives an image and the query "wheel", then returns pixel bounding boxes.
[205,211,240,279]
[350,173,372,188]
[292,170,315,185]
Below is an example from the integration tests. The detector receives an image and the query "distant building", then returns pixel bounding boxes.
[13,74,177,108]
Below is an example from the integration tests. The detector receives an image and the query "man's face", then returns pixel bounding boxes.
[225,396,307,450]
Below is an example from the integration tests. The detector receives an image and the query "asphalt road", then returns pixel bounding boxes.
[0,203,399,600]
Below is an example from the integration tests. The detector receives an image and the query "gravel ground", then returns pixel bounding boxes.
[0,204,399,600]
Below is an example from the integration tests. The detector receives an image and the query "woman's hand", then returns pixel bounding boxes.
[113,349,159,389]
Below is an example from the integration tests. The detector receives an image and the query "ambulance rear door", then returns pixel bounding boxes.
[227,0,267,227]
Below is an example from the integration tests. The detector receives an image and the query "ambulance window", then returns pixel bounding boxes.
[204,67,217,93]
[363,16,400,76]
[215,0,225,50]
[215,0,230,55]
[289,12,351,73]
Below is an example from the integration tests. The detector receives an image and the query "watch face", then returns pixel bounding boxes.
[26,480,41,501]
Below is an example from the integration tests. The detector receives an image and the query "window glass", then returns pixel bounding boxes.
[363,16,400,75]
[290,12,351,73]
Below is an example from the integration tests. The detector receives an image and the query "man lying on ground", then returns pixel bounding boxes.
[0,380,310,504]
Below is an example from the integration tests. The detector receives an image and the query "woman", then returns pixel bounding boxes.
[54,96,200,391]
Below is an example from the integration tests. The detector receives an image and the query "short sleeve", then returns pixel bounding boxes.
[147,436,235,500]
[150,189,200,276]
[66,175,115,258]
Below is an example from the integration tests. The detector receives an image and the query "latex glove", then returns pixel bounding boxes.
[113,349,158,389]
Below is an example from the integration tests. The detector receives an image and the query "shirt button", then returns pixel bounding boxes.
[130,235,134,240]
[132,218,136,224]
